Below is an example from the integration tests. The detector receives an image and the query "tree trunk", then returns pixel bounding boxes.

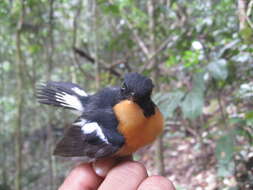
[147,0,165,175]
[238,0,247,31]
[1,53,8,189]
[46,1,55,189]
[15,1,25,189]
[72,0,83,82]
[92,0,100,89]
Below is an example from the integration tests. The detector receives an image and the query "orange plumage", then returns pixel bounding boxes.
[37,73,163,161]
[113,100,164,156]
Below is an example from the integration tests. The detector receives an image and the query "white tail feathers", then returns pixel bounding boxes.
[55,91,84,112]
[37,81,88,114]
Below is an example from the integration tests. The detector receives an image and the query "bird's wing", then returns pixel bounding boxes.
[37,81,88,114]
[53,118,124,161]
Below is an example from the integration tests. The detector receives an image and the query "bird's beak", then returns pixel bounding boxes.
[128,92,137,102]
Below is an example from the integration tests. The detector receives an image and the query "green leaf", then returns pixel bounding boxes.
[231,52,252,63]
[181,90,204,119]
[161,92,184,119]
[153,91,184,119]
[181,73,205,120]
[246,110,253,126]
[101,4,120,15]
[240,26,253,43]
[165,55,177,67]
[215,132,235,177]
[215,134,234,163]
[207,59,228,80]
[245,111,253,120]
[217,160,235,177]
[217,39,239,58]
[28,44,41,54]
[182,50,200,68]
[192,72,205,93]
[1,61,10,71]
[116,0,134,9]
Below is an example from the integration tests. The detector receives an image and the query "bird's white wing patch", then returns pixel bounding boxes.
[55,92,84,112]
[73,118,87,126]
[73,119,109,144]
[82,122,109,144]
[71,87,88,97]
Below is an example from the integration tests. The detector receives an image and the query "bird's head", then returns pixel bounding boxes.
[120,72,154,103]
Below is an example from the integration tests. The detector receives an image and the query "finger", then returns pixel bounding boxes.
[138,176,176,190]
[92,157,116,177]
[98,161,148,190]
[58,163,103,190]
[92,156,133,177]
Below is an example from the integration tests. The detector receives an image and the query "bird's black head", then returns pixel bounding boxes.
[121,72,154,101]
[120,72,155,117]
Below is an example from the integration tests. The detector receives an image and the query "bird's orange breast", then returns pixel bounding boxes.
[113,100,164,156]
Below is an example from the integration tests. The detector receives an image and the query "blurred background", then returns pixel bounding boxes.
[0,0,253,189]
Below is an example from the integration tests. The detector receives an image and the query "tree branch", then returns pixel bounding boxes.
[73,47,94,62]
[15,1,25,190]
[238,0,247,30]
[92,0,100,88]
[71,1,95,80]
[73,47,121,77]
[139,35,179,72]
[247,0,253,16]
[125,20,150,59]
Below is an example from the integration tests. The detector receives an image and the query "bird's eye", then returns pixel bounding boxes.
[121,82,127,92]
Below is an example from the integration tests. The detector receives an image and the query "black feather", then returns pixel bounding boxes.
[37,73,156,159]
[37,81,88,112]
[54,124,122,159]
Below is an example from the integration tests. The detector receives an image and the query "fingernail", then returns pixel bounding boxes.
[92,158,116,178]
[93,164,107,177]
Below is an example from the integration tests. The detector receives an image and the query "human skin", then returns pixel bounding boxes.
[59,158,176,190]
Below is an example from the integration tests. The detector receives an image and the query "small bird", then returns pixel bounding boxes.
[37,72,163,162]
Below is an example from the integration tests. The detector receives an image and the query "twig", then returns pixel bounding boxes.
[216,86,228,128]
[92,0,100,89]
[73,47,121,77]
[71,2,95,80]
[238,0,247,30]
[246,16,253,29]
[247,0,253,16]
[125,20,150,59]
[73,47,94,62]
[139,35,179,72]
[109,60,127,68]
[246,0,253,29]
[124,61,132,72]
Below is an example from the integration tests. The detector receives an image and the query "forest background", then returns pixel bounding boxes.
[0,0,253,190]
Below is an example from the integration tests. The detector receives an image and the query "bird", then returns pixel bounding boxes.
[37,72,164,162]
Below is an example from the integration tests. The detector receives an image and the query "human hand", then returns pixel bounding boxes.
[59,158,176,190]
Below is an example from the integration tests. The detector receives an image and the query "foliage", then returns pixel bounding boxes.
[0,0,252,189]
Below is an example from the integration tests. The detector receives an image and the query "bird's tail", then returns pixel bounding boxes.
[37,81,88,114]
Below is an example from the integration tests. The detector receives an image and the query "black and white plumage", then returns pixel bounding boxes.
[37,81,124,161]
[37,73,160,162]
[37,82,88,114]
[53,118,121,161]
